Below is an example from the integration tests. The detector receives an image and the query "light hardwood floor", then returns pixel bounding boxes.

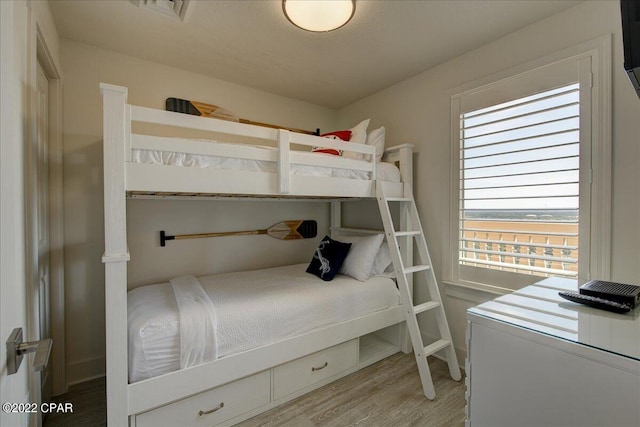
[44,352,465,427]
[237,353,466,427]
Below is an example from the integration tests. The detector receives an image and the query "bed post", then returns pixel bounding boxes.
[331,201,342,231]
[100,83,130,426]
[277,129,290,194]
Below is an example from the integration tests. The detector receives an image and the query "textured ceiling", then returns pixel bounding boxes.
[50,0,582,109]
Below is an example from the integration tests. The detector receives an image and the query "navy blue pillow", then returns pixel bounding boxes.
[306,235,352,281]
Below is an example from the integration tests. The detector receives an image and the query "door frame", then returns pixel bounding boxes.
[38,24,66,399]
[25,11,66,400]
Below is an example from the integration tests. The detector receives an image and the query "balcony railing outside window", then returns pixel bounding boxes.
[460,215,578,278]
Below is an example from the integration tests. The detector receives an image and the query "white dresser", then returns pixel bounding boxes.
[465,277,640,427]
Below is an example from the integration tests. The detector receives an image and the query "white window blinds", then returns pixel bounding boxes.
[459,83,580,278]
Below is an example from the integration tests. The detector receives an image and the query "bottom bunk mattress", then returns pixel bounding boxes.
[127,263,400,383]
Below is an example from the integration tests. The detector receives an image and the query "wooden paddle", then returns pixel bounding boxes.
[166,97,320,136]
[160,220,317,246]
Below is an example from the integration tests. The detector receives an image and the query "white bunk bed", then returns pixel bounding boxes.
[101,83,416,427]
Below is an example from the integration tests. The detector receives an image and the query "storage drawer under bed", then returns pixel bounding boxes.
[273,339,358,400]
[135,370,270,427]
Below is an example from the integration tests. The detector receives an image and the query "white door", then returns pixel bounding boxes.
[1,1,32,426]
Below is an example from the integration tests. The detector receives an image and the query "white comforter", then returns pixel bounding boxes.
[127,264,399,383]
[132,140,401,182]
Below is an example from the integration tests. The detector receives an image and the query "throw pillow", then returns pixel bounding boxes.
[366,126,386,162]
[371,241,393,276]
[311,130,352,156]
[306,235,352,281]
[342,118,370,160]
[337,234,384,281]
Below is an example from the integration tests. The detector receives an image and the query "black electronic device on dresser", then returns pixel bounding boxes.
[558,280,640,314]
[621,0,640,98]
[579,280,640,308]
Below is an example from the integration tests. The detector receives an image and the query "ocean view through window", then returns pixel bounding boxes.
[459,83,580,279]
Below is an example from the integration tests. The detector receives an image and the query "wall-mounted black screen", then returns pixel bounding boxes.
[621,0,640,97]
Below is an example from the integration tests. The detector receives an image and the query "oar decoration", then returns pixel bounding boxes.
[160,220,317,247]
[166,97,320,136]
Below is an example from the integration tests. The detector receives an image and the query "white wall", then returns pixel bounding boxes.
[338,1,640,361]
[60,40,338,384]
[127,199,329,287]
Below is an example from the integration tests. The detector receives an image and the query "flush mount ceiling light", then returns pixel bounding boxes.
[283,0,356,32]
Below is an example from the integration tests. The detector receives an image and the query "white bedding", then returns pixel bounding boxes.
[127,264,400,383]
[132,140,401,182]
[170,275,218,369]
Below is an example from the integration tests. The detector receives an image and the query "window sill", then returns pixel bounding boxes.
[443,280,513,304]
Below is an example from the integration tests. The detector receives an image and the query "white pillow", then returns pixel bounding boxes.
[366,126,385,162]
[371,241,393,276]
[342,118,370,160]
[337,233,384,281]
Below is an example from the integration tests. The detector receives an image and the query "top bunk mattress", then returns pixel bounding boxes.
[132,139,401,182]
[127,263,400,383]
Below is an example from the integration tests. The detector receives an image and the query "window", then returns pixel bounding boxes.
[448,41,611,292]
[460,83,580,279]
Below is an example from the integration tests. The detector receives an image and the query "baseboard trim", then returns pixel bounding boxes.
[67,356,105,387]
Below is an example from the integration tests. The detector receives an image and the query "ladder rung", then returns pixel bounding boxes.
[385,197,412,202]
[404,265,431,274]
[424,339,451,357]
[395,231,420,237]
[413,301,440,315]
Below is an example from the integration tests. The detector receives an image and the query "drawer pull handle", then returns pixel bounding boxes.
[311,361,328,372]
[198,402,224,416]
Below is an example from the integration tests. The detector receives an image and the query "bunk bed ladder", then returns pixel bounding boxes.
[376,182,461,399]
